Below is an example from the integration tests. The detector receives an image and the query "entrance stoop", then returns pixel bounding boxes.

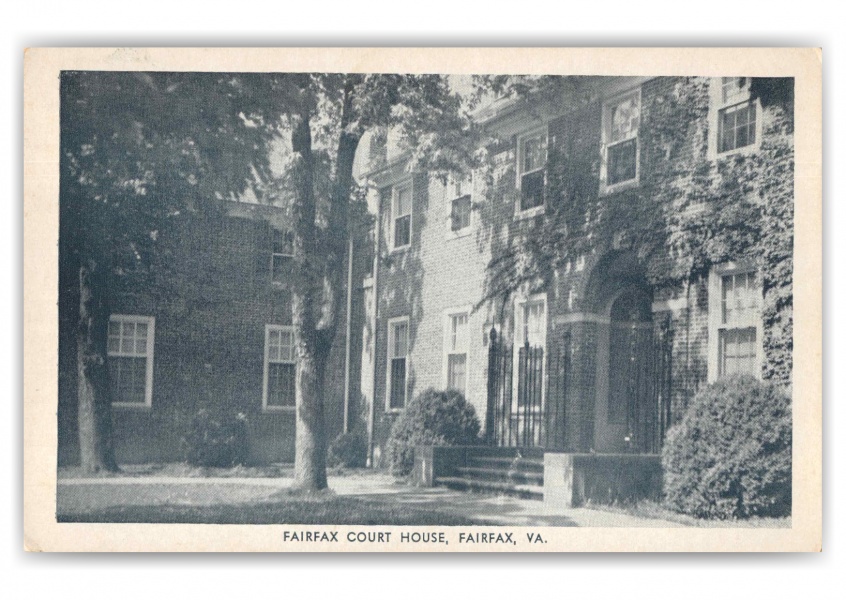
[414,446,662,506]
[414,446,544,500]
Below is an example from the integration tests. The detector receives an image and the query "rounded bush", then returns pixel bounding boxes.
[662,375,791,519]
[386,388,481,477]
[327,429,368,469]
[182,409,249,468]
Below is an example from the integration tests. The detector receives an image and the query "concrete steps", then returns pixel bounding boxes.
[435,448,545,500]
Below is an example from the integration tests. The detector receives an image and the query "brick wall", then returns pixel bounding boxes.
[58,203,364,466]
[365,75,793,457]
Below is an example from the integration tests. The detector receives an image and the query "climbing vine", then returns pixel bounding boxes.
[480,76,794,387]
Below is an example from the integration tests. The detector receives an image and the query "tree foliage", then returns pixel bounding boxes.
[267,74,476,490]
[60,71,290,472]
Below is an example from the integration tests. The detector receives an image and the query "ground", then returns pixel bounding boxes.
[56,465,790,528]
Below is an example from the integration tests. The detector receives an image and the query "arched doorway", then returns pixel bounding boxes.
[583,250,665,454]
[605,286,654,452]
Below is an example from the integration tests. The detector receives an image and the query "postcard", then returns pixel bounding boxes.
[23,47,822,551]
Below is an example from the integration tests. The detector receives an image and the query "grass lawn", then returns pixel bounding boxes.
[57,494,487,526]
[58,462,295,479]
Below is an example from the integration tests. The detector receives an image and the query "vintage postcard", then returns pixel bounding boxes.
[23,47,822,552]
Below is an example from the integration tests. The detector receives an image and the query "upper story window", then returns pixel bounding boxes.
[264,325,296,410]
[717,77,757,153]
[709,77,761,159]
[708,265,763,382]
[387,316,410,411]
[271,229,294,285]
[602,89,641,189]
[391,180,412,251]
[107,315,155,408]
[446,173,472,235]
[516,130,547,214]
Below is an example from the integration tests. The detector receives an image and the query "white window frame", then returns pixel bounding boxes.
[390,178,413,252]
[512,293,548,410]
[707,263,764,383]
[445,172,474,239]
[263,324,297,412]
[708,77,763,160]
[271,229,294,287]
[107,314,155,409]
[600,87,642,194]
[515,128,547,219]
[386,316,410,412]
[442,306,472,394]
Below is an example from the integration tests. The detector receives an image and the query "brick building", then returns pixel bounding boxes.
[58,201,366,466]
[361,76,794,465]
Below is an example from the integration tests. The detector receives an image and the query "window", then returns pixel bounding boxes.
[709,77,761,158]
[603,89,640,188]
[387,317,410,410]
[271,229,294,285]
[107,315,155,407]
[513,295,546,408]
[518,297,546,348]
[446,173,472,234]
[517,131,547,213]
[717,77,757,153]
[391,181,412,250]
[708,267,763,382]
[444,310,470,395]
[264,325,296,410]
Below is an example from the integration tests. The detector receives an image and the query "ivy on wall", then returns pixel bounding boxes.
[480,76,794,387]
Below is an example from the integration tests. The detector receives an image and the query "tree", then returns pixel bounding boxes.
[269,74,474,490]
[60,72,283,472]
[61,71,473,483]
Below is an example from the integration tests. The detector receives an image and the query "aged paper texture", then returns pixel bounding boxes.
[23,47,821,552]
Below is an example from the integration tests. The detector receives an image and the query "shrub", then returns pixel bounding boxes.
[386,388,481,477]
[662,375,791,520]
[183,409,249,468]
[327,429,368,469]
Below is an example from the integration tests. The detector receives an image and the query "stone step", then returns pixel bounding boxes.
[466,455,545,472]
[436,476,544,501]
[456,465,544,485]
[437,476,544,500]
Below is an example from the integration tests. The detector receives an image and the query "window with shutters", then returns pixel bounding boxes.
[263,325,296,411]
[387,316,410,411]
[107,315,155,408]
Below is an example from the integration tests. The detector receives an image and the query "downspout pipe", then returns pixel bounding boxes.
[343,234,354,434]
[367,194,382,467]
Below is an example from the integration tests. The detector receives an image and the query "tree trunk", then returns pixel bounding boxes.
[288,77,362,491]
[289,98,329,491]
[292,332,330,491]
[76,260,119,473]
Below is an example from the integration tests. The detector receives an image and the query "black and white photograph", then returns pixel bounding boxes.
[23,47,822,552]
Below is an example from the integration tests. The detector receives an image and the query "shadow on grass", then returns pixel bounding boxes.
[57,495,493,526]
